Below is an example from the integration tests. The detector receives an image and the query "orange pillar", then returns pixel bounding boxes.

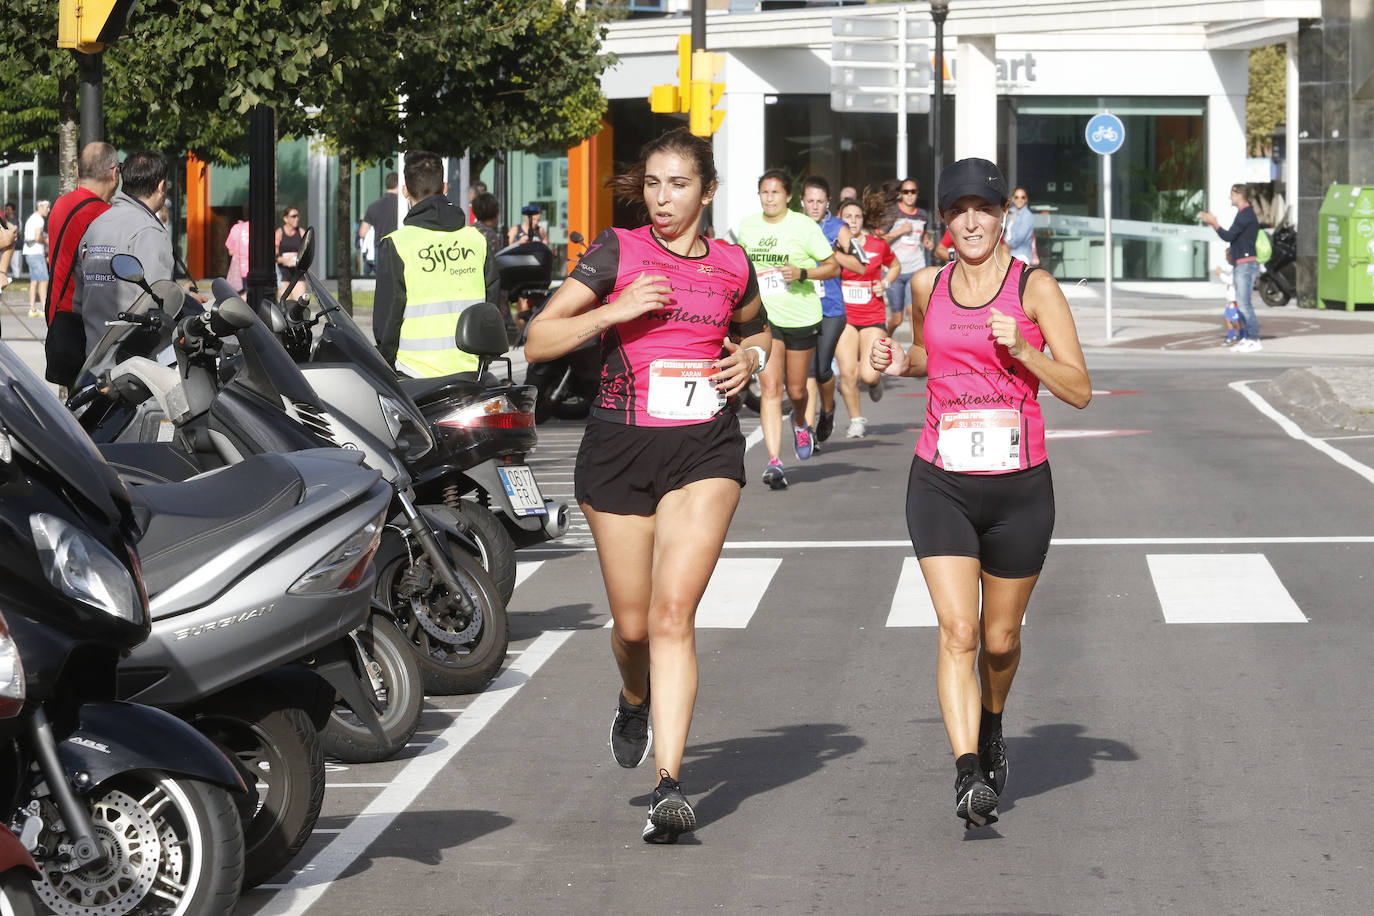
[185,153,210,279]
[566,120,614,273]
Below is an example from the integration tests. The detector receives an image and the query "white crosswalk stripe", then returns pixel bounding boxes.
[593,557,782,629]
[886,557,939,627]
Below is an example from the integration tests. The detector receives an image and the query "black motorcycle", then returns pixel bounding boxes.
[1256,223,1298,307]
[0,342,247,914]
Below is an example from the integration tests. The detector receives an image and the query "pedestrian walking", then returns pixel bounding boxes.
[224,206,250,293]
[870,158,1091,830]
[833,192,900,438]
[275,206,304,297]
[525,127,770,844]
[44,142,119,386]
[1004,187,1037,265]
[358,172,400,279]
[0,207,16,291]
[23,199,51,318]
[1215,248,1244,345]
[736,169,840,489]
[1200,184,1262,352]
[798,175,846,444]
[881,177,933,334]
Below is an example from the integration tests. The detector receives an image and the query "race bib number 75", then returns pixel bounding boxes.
[647,359,724,420]
[937,409,1021,472]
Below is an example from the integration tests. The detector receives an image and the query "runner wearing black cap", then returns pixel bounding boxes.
[871,157,1092,829]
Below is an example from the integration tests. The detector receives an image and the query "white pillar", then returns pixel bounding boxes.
[954,35,997,161]
[308,139,329,262]
[1286,36,1299,228]
[1206,89,1247,267]
[716,90,766,239]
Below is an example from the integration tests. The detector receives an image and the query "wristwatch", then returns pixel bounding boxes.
[745,345,768,376]
[799,268,808,282]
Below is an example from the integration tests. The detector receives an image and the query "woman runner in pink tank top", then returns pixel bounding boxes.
[870,158,1091,830]
[525,128,771,845]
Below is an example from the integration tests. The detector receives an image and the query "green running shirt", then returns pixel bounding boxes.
[736,209,832,329]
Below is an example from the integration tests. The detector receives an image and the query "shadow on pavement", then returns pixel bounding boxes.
[509,601,600,639]
[630,723,864,831]
[329,809,514,881]
[997,723,1138,812]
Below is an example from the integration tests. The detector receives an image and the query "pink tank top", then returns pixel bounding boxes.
[915,259,1048,473]
[572,226,754,427]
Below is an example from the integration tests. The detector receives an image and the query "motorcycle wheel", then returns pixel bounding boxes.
[1257,275,1289,307]
[741,375,792,416]
[29,772,243,916]
[431,500,518,605]
[0,871,44,916]
[375,537,510,696]
[321,612,424,764]
[191,691,325,888]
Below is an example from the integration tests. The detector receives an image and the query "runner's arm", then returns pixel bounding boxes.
[1000,270,1091,408]
[524,272,673,363]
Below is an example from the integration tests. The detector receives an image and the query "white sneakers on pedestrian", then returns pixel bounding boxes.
[1231,338,1263,353]
[846,417,868,439]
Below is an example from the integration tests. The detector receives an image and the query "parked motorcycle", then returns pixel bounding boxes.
[1256,223,1297,307]
[0,826,40,915]
[0,341,247,914]
[69,257,508,699]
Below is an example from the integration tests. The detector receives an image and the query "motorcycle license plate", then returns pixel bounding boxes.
[498,465,547,516]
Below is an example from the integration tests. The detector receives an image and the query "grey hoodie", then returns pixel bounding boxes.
[73,190,174,353]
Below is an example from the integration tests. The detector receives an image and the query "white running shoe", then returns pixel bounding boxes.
[846,417,868,439]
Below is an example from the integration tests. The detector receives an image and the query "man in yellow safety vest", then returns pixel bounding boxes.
[374,150,499,377]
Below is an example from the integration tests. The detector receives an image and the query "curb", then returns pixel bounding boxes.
[1266,367,1374,433]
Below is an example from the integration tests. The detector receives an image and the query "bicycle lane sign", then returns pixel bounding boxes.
[1086,112,1125,155]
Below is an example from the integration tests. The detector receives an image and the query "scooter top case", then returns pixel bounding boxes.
[116,448,392,708]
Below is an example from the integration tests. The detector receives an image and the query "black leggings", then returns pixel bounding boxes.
[906,457,1055,579]
[809,314,847,383]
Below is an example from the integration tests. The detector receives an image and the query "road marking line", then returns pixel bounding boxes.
[601,558,782,629]
[744,424,764,454]
[255,629,575,915]
[525,535,1374,554]
[1147,554,1307,623]
[885,557,938,627]
[514,561,543,589]
[324,783,391,788]
[1231,379,1374,486]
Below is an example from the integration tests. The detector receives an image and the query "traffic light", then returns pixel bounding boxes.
[689,50,726,137]
[58,0,137,52]
[650,35,693,114]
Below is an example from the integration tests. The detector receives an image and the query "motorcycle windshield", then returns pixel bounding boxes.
[0,343,128,522]
[76,281,200,385]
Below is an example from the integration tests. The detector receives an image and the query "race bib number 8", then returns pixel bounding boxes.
[647,359,724,420]
[758,267,788,295]
[937,409,1021,472]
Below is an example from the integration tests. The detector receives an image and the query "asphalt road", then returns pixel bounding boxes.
[229,345,1374,914]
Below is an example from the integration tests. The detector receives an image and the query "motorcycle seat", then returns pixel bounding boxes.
[397,372,496,405]
[130,453,305,598]
[99,441,203,485]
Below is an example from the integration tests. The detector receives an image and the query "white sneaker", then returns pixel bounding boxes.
[846,417,868,439]
[1234,339,1262,353]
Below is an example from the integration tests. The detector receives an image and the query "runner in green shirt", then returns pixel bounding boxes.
[736,169,839,489]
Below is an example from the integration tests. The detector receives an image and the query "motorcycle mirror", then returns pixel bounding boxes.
[455,302,510,357]
[296,226,316,272]
[569,231,584,245]
[256,299,288,334]
[110,253,150,291]
[217,296,259,331]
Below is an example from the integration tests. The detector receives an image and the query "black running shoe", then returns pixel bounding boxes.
[762,459,788,490]
[609,688,652,768]
[979,733,1008,797]
[642,769,697,844]
[954,770,999,829]
[816,410,835,443]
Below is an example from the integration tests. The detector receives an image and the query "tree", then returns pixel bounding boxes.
[1247,44,1286,157]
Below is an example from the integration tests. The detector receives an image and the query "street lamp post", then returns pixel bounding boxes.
[930,1,949,232]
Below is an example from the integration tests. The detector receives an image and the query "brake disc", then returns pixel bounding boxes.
[34,788,162,915]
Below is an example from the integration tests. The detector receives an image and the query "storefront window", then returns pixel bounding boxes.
[1007,96,1207,280]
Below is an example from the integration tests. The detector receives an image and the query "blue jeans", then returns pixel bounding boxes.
[1232,259,1260,341]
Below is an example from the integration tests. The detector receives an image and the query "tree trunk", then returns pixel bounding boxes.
[58,71,78,195]
[335,148,354,315]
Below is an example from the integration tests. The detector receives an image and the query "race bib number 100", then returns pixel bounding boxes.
[937,409,1021,472]
[647,359,724,420]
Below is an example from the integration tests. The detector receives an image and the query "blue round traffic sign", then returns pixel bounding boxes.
[1085,113,1125,156]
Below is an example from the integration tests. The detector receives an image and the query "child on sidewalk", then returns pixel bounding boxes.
[1215,248,1244,345]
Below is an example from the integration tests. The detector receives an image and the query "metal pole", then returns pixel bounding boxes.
[1104,151,1113,340]
[77,51,104,146]
[692,0,705,51]
[896,6,907,178]
[931,2,949,232]
[246,105,277,308]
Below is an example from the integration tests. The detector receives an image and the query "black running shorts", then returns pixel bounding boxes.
[771,320,822,351]
[575,410,746,516]
[905,456,1055,579]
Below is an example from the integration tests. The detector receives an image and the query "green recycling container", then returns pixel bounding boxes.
[1317,184,1374,310]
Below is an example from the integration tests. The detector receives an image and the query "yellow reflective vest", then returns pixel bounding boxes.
[388,224,487,377]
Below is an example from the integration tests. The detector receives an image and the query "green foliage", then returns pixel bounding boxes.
[1247,44,1287,156]
[1129,137,1204,225]
[0,0,75,161]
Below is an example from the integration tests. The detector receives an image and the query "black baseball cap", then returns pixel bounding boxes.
[937,158,1009,211]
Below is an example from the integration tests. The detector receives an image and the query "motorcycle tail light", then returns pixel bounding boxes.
[435,394,535,430]
[289,511,385,595]
[0,612,27,718]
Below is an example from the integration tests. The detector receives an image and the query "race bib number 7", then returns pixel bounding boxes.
[647,359,724,420]
[937,409,1021,472]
